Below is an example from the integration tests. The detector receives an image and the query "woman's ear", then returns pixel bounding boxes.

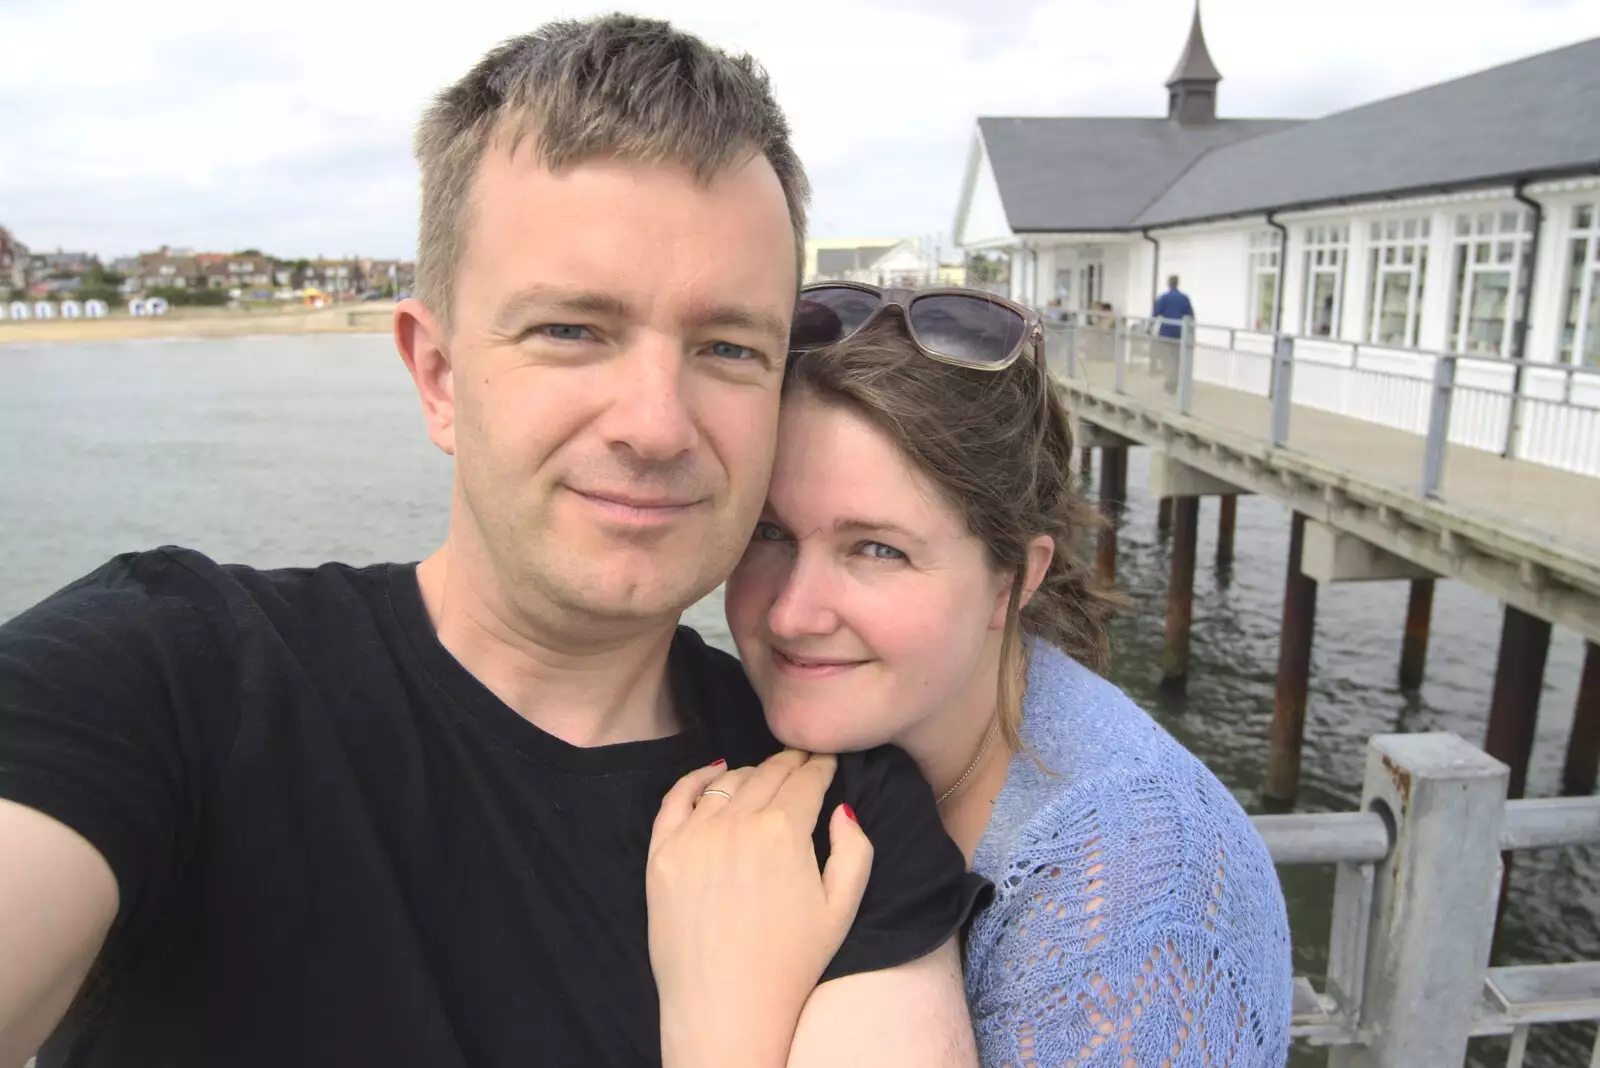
[988,535,1057,630]
[1018,535,1055,610]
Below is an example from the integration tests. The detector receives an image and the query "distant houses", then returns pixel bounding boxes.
[1,234,415,309]
[952,12,1600,369]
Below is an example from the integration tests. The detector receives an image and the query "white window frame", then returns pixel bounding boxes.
[1301,224,1349,338]
[1365,217,1431,348]
[1247,230,1281,332]
[1561,202,1600,367]
[1447,208,1534,357]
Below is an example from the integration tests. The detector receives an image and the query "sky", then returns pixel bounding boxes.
[3,0,1599,262]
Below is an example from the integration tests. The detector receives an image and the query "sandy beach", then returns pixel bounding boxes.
[0,303,397,346]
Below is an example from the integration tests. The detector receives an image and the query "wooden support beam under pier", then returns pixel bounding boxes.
[1096,446,1128,589]
[1266,513,1320,806]
[1399,578,1435,692]
[1162,496,1200,692]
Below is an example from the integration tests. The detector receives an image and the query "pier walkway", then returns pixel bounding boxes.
[1051,316,1600,807]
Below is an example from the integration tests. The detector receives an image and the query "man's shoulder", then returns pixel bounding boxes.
[7,545,396,648]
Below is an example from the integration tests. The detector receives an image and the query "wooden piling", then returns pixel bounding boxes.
[1216,494,1237,569]
[1398,578,1436,692]
[1485,604,1553,950]
[1483,605,1552,802]
[1266,513,1319,806]
[1157,497,1173,536]
[1162,496,1200,692]
[1096,446,1127,588]
[1561,642,1600,797]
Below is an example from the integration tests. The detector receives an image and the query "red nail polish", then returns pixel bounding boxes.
[709,758,726,768]
[842,803,857,823]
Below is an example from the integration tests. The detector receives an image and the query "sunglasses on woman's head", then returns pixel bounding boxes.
[790,282,1044,371]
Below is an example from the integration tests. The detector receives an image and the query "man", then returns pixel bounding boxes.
[0,17,981,1068]
[1151,274,1194,393]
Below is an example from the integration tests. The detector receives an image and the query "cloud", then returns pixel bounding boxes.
[2,0,1597,259]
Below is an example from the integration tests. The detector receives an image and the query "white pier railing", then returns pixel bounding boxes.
[1049,315,1600,485]
[1258,731,1600,1067]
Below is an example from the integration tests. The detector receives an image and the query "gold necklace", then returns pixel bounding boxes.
[937,718,998,806]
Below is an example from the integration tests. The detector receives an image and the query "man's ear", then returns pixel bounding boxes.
[988,535,1056,630]
[395,297,456,456]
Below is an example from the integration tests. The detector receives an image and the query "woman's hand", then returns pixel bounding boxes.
[647,750,874,1068]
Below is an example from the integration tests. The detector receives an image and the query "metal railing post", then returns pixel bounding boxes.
[1065,321,1078,380]
[1504,362,1525,462]
[1113,317,1127,394]
[1421,354,1456,498]
[1327,733,1507,1068]
[1271,334,1294,447]
[1178,316,1195,415]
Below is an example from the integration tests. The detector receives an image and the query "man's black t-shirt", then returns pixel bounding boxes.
[0,548,988,1067]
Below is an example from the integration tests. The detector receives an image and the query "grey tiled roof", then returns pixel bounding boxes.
[1135,37,1600,227]
[978,117,1299,232]
[980,37,1600,234]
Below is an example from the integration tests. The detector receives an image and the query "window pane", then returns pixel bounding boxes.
[1403,219,1418,240]
[1450,246,1470,352]
[1413,251,1428,348]
[1500,212,1520,234]
[1466,270,1511,355]
[1575,205,1593,231]
[1370,222,1381,242]
[1456,214,1472,237]
[1475,243,1491,264]
[1497,241,1516,264]
[1422,218,1432,239]
[1309,273,1338,336]
[1402,247,1415,266]
[1478,212,1494,234]
[1254,273,1277,332]
[1562,238,1589,362]
[1377,272,1411,346]
[1584,271,1600,367]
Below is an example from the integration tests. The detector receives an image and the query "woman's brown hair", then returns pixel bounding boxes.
[783,317,1118,753]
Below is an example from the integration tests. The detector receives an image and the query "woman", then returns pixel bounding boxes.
[652,284,1293,1067]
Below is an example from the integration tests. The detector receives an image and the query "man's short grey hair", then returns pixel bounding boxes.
[413,14,810,325]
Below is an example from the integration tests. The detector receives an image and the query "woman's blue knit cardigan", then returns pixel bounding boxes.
[964,640,1293,1067]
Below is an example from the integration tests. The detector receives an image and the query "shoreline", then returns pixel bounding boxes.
[0,303,397,346]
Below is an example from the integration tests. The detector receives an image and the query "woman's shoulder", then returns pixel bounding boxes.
[987,643,1201,829]
[964,646,1292,1065]
[986,642,1278,898]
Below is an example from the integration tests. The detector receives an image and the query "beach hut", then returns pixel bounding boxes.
[146,296,170,316]
[33,301,56,319]
[85,299,108,318]
[127,298,147,316]
[60,300,83,319]
[8,301,29,320]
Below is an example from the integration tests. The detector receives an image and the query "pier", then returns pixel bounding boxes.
[1051,315,1600,809]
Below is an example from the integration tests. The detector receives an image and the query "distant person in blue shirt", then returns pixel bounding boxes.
[1153,274,1193,337]
[1152,275,1194,391]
